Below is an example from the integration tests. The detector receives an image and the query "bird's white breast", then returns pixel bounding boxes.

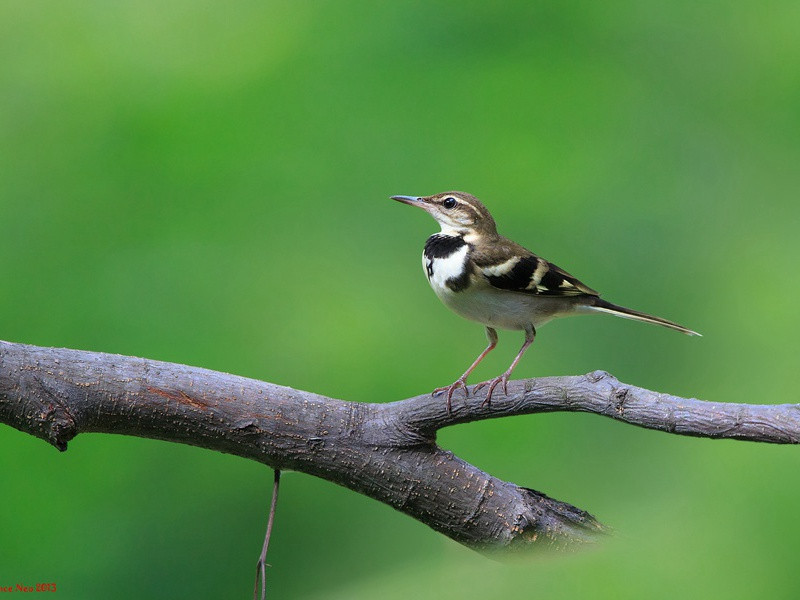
[423,244,469,293]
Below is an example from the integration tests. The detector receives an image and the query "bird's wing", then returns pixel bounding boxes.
[540,260,600,296]
[473,242,599,297]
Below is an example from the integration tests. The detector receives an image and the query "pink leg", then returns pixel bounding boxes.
[433,327,498,412]
[475,326,536,406]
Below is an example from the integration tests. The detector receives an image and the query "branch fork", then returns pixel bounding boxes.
[2,340,798,551]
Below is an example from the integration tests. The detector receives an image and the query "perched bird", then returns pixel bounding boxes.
[392,191,699,411]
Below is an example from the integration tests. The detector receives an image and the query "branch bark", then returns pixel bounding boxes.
[2,340,798,551]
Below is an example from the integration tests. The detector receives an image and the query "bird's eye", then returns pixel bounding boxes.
[442,197,457,209]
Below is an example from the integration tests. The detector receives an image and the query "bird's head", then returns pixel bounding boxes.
[391,191,497,238]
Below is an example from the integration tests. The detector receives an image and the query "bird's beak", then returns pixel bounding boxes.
[391,195,422,206]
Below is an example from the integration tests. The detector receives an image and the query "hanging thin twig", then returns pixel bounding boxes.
[254,469,281,600]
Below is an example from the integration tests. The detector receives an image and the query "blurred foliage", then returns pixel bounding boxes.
[1,1,799,598]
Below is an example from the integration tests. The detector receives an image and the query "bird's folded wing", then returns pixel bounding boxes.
[475,252,599,297]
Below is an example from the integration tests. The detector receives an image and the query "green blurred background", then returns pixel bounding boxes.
[1,1,799,598]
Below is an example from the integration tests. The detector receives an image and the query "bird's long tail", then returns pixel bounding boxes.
[588,298,701,336]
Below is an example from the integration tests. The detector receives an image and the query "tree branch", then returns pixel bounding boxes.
[2,340,797,552]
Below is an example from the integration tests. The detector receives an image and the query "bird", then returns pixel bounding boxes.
[392,191,699,411]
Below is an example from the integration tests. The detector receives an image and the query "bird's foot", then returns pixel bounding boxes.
[432,378,470,413]
[473,373,510,407]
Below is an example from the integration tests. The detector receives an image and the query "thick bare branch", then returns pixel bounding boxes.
[2,340,797,552]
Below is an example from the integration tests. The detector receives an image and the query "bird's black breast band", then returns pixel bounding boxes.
[424,234,467,259]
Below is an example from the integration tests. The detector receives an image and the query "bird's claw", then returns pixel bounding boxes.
[432,379,469,413]
[474,374,510,407]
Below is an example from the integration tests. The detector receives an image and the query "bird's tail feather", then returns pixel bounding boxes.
[588,298,701,336]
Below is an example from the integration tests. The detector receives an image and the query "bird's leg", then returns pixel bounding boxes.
[433,327,498,412]
[475,325,536,406]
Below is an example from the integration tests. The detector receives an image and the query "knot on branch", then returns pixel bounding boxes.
[585,370,613,384]
[613,386,630,415]
[7,375,78,451]
[38,399,77,451]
